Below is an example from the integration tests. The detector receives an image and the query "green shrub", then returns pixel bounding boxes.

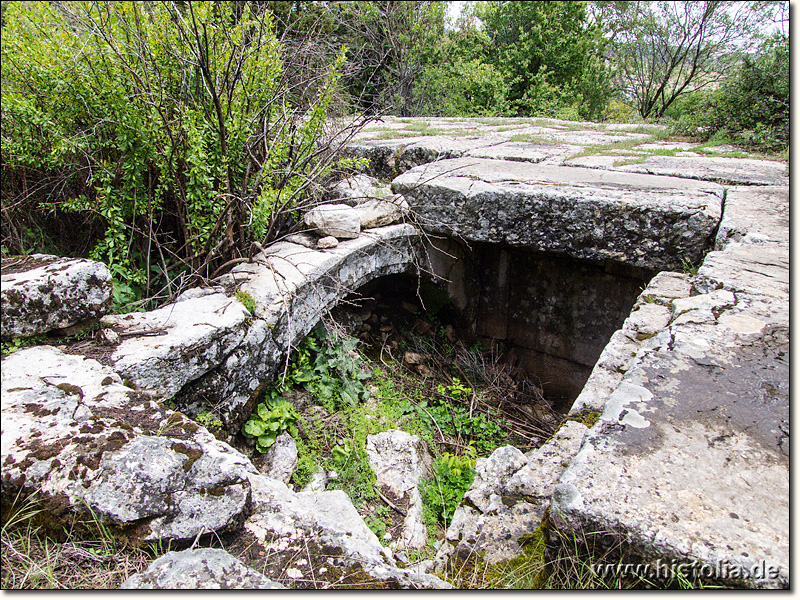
[1,1,350,305]
[672,34,788,153]
[422,447,477,528]
[415,59,509,117]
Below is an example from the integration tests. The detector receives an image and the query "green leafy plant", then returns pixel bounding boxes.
[438,377,472,400]
[1,334,45,357]
[2,1,355,306]
[242,389,299,452]
[422,447,477,529]
[196,410,223,430]
[290,324,371,411]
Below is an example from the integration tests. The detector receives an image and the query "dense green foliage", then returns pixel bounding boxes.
[0,1,788,312]
[1,1,354,309]
[480,1,611,120]
[671,33,788,152]
[421,448,477,528]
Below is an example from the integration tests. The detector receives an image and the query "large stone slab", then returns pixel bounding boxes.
[393,157,724,271]
[1,346,257,543]
[713,186,789,248]
[174,224,423,428]
[565,154,788,186]
[99,290,251,401]
[1,254,113,340]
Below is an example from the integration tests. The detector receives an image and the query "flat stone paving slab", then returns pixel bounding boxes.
[565,154,788,186]
[393,157,723,271]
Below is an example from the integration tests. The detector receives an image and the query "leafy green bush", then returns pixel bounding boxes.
[1,1,351,308]
[671,34,788,153]
[290,324,371,411]
[415,59,509,117]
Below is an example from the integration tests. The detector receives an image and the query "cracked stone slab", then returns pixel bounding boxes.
[393,157,723,271]
[1,346,257,543]
[175,224,423,429]
[1,254,113,340]
[565,154,788,186]
[713,186,789,249]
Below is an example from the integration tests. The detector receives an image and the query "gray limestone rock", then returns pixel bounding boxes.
[438,422,587,567]
[1,254,113,340]
[356,195,410,229]
[237,474,452,589]
[328,174,393,204]
[565,154,788,186]
[121,548,286,589]
[99,290,251,401]
[366,430,433,549]
[1,346,257,543]
[304,204,361,238]
[176,224,422,430]
[392,157,724,271]
[551,180,788,588]
[259,432,298,485]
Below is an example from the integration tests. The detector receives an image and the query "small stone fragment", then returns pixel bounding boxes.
[317,236,339,249]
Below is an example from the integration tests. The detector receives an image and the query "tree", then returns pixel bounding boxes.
[479,1,611,120]
[328,1,448,116]
[604,1,781,119]
[673,32,788,152]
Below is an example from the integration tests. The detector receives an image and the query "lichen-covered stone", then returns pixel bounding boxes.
[121,549,286,589]
[1,254,112,340]
[99,290,251,401]
[236,474,451,589]
[1,346,256,543]
[176,224,423,430]
[366,430,433,549]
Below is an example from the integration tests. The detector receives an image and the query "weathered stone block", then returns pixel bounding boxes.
[1,254,112,340]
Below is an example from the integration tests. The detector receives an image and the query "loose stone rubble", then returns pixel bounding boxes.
[434,421,587,567]
[1,254,113,340]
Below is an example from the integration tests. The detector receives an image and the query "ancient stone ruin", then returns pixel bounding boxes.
[1,117,788,589]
